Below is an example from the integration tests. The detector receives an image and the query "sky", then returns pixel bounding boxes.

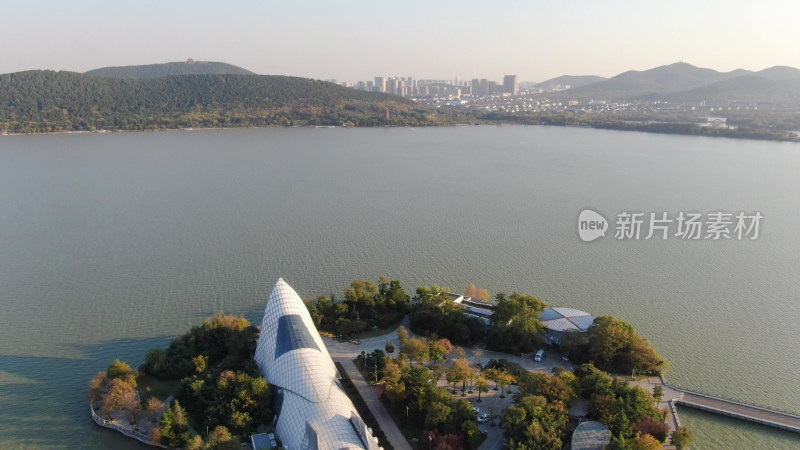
[2,0,798,83]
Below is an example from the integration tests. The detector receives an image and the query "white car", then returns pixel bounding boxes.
[473,406,480,414]
[478,413,490,423]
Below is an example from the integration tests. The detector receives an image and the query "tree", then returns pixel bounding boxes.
[497,372,516,398]
[485,368,501,391]
[88,371,108,403]
[122,389,142,423]
[652,385,663,405]
[345,279,379,307]
[429,338,454,361]
[401,337,430,367]
[465,283,478,298]
[476,377,489,403]
[671,427,695,449]
[185,435,204,450]
[398,326,409,343]
[628,433,662,450]
[634,414,669,442]
[461,420,482,449]
[107,359,136,382]
[517,371,575,406]
[472,348,484,367]
[161,401,190,448]
[582,316,666,375]
[149,427,163,445]
[101,378,135,414]
[145,397,165,422]
[230,410,251,436]
[446,365,463,394]
[450,358,472,395]
[488,292,546,353]
[385,342,396,354]
[205,425,235,449]
[425,402,452,429]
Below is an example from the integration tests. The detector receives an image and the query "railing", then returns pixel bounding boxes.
[669,398,682,429]
[90,403,169,449]
[659,375,800,433]
[660,375,800,417]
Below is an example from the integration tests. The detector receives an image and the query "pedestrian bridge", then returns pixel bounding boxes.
[665,383,800,434]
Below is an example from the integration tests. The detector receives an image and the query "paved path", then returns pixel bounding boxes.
[334,357,412,450]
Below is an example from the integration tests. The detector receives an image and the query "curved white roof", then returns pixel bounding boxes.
[254,279,377,450]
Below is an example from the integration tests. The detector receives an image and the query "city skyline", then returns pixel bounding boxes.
[2,0,798,82]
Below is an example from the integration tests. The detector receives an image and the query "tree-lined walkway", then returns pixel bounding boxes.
[334,357,412,450]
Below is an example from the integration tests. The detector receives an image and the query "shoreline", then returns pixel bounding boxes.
[2,121,798,142]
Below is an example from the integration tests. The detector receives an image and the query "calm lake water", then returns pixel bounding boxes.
[1,126,799,449]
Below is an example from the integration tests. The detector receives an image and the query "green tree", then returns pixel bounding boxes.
[106,359,137,386]
[652,385,663,405]
[205,425,236,449]
[398,326,409,342]
[401,337,430,367]
[425,402,451,429]
[461,419,482,449]
[476,377,489,403]
[488,292,546,353]
[671,427,695,449]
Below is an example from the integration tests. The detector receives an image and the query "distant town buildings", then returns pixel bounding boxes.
[503,75,518,95]
[331,72,765,117]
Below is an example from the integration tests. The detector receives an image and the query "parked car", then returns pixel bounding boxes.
[534,349,545,362]
[473,406,480,414]
[478,413,490,423]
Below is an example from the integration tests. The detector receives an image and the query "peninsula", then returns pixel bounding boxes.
[89,277,695,450]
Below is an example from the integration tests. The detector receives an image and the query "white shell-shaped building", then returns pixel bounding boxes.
[254,278,379,450]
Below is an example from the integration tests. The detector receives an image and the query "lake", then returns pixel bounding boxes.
[1,126,799,449]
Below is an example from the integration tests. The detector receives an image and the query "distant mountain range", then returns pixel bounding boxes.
[560,62,800,105]
[535,75,607,90]
[85,60,255,78]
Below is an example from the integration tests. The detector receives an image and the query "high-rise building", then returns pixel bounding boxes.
[387,78,400,96]
[374,76,386,93]
[503,75,518,95]
[254,279,379,450]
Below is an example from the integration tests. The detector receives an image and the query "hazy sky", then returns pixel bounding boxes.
[2,0,798,82]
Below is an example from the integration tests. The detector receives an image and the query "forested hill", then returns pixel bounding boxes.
[86,60,255,78]
[0,70,451,133]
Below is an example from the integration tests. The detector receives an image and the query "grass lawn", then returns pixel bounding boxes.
[351,321,402,339]
[137,374,180,400]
